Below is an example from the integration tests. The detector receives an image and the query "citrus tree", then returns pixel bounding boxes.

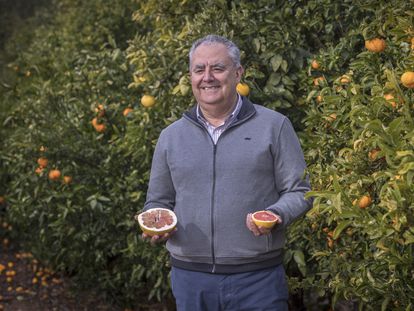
[287,1,414,309]
[0,0,175,306]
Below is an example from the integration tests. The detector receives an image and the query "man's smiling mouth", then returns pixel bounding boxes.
[201,86,220,90]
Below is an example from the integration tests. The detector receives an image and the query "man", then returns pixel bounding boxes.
[142,34,312,310]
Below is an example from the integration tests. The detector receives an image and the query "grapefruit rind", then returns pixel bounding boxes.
[135,208,177,236]
[252,210,278,229]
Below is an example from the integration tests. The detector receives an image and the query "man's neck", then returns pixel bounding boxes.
[199,95,238,127]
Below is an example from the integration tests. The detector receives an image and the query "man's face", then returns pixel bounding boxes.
[190,43,243,108]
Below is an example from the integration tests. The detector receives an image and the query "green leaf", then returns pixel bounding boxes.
[381,296,391,311]
[293,250,306,266]
[98,196,111,202]
[281,59,288,72]
[403,230,414,245]
[90,199,97,209]
[270,55,283,72]
[293,250,307,276]
[108,35,117,48]
[333,220,352,240]
[398,162,414,175]
[253,38,260,53]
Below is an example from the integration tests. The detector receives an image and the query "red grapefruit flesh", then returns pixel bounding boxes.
[135,208,177,236]
[252,210,278,229]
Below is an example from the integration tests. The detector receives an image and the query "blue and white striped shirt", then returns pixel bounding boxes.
[196,95,243,144]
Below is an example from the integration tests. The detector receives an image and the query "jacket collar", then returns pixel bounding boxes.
[184,96,256,124]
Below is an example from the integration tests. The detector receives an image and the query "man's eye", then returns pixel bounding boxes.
[213,68,224,72]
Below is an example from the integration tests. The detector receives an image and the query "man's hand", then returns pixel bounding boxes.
[246,212,282,236]
[141,228,177,245]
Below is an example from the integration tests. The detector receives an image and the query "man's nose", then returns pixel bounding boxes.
[202,69,214,82]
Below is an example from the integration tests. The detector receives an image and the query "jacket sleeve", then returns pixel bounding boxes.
[267,117,313,227]
[144,130,176,211]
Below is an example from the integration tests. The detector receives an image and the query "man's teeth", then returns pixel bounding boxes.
[202,86,219,90]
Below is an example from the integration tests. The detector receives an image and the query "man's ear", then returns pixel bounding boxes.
[236,65,244,81]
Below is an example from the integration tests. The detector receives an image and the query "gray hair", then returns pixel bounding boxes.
[189,35,241,68]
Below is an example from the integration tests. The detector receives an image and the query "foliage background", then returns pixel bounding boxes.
[0,0,413,310]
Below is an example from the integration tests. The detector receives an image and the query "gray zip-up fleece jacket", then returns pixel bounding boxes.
[144,97,312,273]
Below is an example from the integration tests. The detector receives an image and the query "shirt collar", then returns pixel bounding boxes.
[196,94,242,125]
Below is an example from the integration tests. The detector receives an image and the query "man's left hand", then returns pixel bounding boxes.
[246,212,282,236]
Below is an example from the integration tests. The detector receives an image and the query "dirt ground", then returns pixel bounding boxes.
[0,228,353,311]
[0,239,359,311]
[0,237,172,311]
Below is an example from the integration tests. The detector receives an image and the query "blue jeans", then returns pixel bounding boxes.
[170,265,289,311]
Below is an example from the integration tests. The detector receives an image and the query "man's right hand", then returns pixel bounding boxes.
[141,228,177,245]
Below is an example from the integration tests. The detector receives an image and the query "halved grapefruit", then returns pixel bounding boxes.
[252,210,278,229]
[135,208,177,236]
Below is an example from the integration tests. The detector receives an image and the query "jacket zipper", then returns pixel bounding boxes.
[211,144,217,273]
[182,110,256,273]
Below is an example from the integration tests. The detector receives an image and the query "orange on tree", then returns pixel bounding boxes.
[313,76,325,86]
[91,117,99,127]
[316,95,323,103]
[327,113,337,122]
[365,38,386,52]
[95,123,106,133]
[327,237,334,249]
[0,196,5,205]
[368,148,380,161]
[358,195,372,209]
[123,107,134,116]
[91,117,106,133]
[37,157,48,168]
[311,59,320,70]
[384,93,397,108]
[35,167,44,175]
[236,83,250,96]
[133,75,146,83]
[141,95,155,107]
[63,176,72,184]
[401,71,414,88]
[48,169,61,181]
[95,104,105,117]
[340,75,351,84]
[95,104,104,111]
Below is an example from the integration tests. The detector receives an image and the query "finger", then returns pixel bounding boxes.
[159,232,171,241]
[257,226,272,235]
[245,213,251,228]
[150,234,160,245]
[158,227,177,241]
[246,213,261,236]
